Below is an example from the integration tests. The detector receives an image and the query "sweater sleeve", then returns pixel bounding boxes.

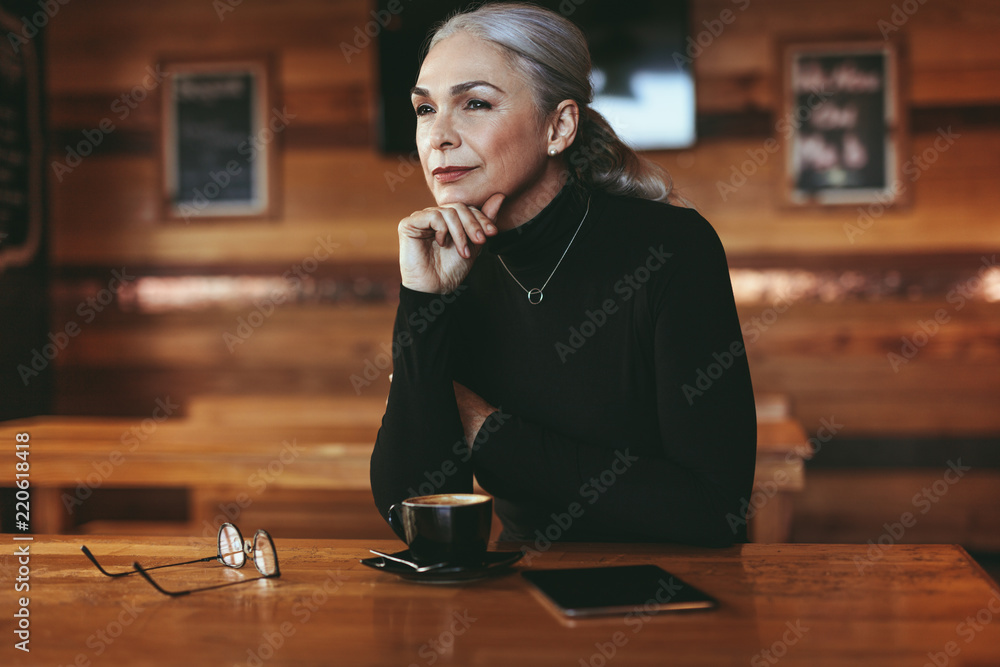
[472,219,757,546]
[370,285,474,521]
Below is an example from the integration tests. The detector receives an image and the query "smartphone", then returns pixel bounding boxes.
[521,564,718,618]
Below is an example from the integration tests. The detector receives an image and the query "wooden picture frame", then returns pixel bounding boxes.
[159,56,279,222]
[777,38,906,207]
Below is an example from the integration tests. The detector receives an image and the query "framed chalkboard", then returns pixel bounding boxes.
[160,57,278,221]
[776,38,907,208]
[0,5,44,270]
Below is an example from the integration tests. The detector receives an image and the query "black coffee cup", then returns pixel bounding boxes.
[386,493,493,565]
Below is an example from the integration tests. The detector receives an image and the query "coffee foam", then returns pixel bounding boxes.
[405,493,491,507]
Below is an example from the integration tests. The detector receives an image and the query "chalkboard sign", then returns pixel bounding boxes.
[160,58,278,221]
[777,39,907,208]
[0,6,43,270]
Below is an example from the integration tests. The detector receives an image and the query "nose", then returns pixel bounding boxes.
[428,111,460,151]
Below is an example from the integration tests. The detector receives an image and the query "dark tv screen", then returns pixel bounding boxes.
[375,0,694,154]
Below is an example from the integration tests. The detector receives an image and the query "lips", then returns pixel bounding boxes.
[432,166,477,183]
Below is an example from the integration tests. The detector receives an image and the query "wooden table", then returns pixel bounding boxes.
[0,416,810,541]
[2,536,998,666]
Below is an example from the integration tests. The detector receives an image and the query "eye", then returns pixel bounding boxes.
[466,99,492,110]
[414,104,434,117]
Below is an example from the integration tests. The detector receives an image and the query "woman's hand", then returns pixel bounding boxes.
[454,381,497,448]
[398,194,505,294]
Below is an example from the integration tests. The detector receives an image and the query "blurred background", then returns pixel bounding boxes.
[0,0,997,566]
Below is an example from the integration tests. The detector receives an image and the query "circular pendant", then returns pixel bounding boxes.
[527,288,544,305]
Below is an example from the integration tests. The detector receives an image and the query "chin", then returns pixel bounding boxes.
[433,185,488,209]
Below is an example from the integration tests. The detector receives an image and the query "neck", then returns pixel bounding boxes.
[494,162,569,232]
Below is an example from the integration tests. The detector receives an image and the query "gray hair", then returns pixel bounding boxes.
[426,2,674,203]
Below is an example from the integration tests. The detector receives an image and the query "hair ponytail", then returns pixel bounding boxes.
[572,107,673,202]
[427,3,677,204]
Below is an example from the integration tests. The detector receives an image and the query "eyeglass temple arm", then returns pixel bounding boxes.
[81,545,214,577]
[133,561,191,597]
[81,545,132,577]
[132,561,276,596]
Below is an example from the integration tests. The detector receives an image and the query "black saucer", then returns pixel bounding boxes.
[360,549,524,584]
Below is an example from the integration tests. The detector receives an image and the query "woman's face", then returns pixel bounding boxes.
[412,31,557,226]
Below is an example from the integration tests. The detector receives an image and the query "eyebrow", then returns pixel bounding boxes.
[410,80,506,98]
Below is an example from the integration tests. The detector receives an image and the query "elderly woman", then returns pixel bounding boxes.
[370,3,756,547]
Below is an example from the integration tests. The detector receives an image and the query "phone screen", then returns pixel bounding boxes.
[521,564,718,617]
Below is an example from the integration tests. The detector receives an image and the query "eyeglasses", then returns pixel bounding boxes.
[81,523,280,596]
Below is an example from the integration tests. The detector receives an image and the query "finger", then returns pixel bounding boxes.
[399,210,444,239]
[436,207,475,259]
[441,202,492,248]
[403,208,459,249]
[480,193,505,226]
[468,207,497,239]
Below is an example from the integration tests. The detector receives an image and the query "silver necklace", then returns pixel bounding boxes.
[496,195,591,305]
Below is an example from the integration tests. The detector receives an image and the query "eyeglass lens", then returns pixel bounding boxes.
[253,531,278,577]
[218,523,246,568]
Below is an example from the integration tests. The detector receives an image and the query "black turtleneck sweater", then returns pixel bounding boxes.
[370,183,756,547]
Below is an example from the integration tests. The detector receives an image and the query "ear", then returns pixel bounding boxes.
[545,100,579,155]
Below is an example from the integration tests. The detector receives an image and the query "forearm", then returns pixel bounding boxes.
[370,286,473,517]
[472,411,755,546]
